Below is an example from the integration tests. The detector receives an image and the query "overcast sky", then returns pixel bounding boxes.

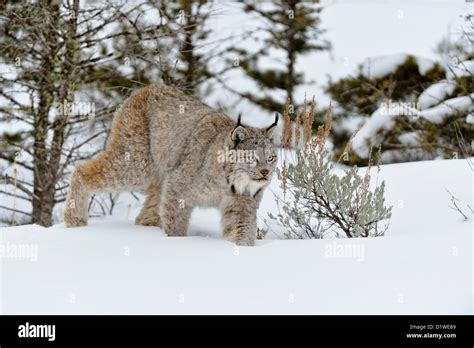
[312,0,469,79]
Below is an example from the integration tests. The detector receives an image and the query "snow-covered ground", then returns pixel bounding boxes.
[0,158,472,314]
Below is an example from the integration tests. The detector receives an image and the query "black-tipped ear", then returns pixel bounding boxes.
[266,113,279,138]
[231,112,249,143]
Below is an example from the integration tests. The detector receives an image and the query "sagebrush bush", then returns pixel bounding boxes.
[269,148,392,238]
[268,101,392,239]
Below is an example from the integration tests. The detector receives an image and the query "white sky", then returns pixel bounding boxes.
[312,0,469,80]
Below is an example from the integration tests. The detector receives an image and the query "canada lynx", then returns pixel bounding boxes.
[64,84,278,246]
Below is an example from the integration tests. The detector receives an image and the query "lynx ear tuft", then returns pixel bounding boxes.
[231,112,249,143]
[266,113,279,138]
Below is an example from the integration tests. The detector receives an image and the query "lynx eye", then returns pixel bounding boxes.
[267,155,276,163]
[248,156,258,166]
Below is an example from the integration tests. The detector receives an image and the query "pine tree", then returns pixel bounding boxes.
[158,0,215,96]
[325,53,472,165]
[0,0,169,226]
[227,0,330,117]
[91,0,218,99]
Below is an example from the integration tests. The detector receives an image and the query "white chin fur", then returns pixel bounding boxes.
[232,173,267,197]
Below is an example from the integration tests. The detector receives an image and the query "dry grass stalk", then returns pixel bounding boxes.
[303,96,315,151]
[376,145,382,172]
[306,102,333,157]
[363,146,373,192]
[11,154,18,226]
[298,92,307,148]
[298,94,307,148]
[302,93,307,116]
[337,124,363,163]
[282,160,288,197]
[324,100,332,138]
[366,145,373,169]
[314,125,326,153]
[375,144,383,186]
[295,111,302,149]
[282,98,292,148]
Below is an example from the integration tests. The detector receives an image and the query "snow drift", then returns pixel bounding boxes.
[0,159,472,314]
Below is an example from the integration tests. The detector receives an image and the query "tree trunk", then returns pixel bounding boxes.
[286,1,297,120]
[181,1,197,95]
[31,0,79,227]
[32,95,52,226]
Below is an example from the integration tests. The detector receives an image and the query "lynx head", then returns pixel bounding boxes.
[223,113,278,196]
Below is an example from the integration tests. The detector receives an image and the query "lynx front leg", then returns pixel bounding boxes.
[135,183,162,227]
[221,196,258,246]
[160,181,192,237]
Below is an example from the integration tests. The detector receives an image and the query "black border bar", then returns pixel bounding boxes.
[0,315,472,346]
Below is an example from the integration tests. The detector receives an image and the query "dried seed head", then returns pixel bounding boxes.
[376,144,382,173]
[324,101,333,139]
[282,160,288,197]
[303,96,315,151]
[282,98,292,148]
[295,111,301,148]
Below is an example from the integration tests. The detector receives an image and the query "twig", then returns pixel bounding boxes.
[0,205,32,217]
[445,188,469,220]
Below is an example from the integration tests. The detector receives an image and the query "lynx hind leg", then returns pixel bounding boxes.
[64,153,134,227]
[64,164,90,227]
[221,196,258,246]
[135,183,162,227]
[160,181,192,237]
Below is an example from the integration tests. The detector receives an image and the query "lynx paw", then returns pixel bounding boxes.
[135,214,162,227]
[64,216,88,228]
[233,237,255,247]
[165,230,187,237]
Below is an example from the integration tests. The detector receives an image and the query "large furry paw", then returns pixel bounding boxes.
[135,214,162,227]
[233,237,255,247]
[64,216,88,228]
[164,229,187,237]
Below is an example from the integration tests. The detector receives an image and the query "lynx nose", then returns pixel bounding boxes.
[259,169,269,177]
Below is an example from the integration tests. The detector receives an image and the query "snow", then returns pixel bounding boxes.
[360,53,435,79]
[350,103,418,158]
[419,94,474,124]
[398,132,419,146]
[1,158,472,314]
[446,60,474,80]
[416,56,438,75]
[418,80,457,110]
[351,92,474,157]
[467,114,474,124]
[0,1,471,315]
[334,114,366,135]
[351,107,391,158]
